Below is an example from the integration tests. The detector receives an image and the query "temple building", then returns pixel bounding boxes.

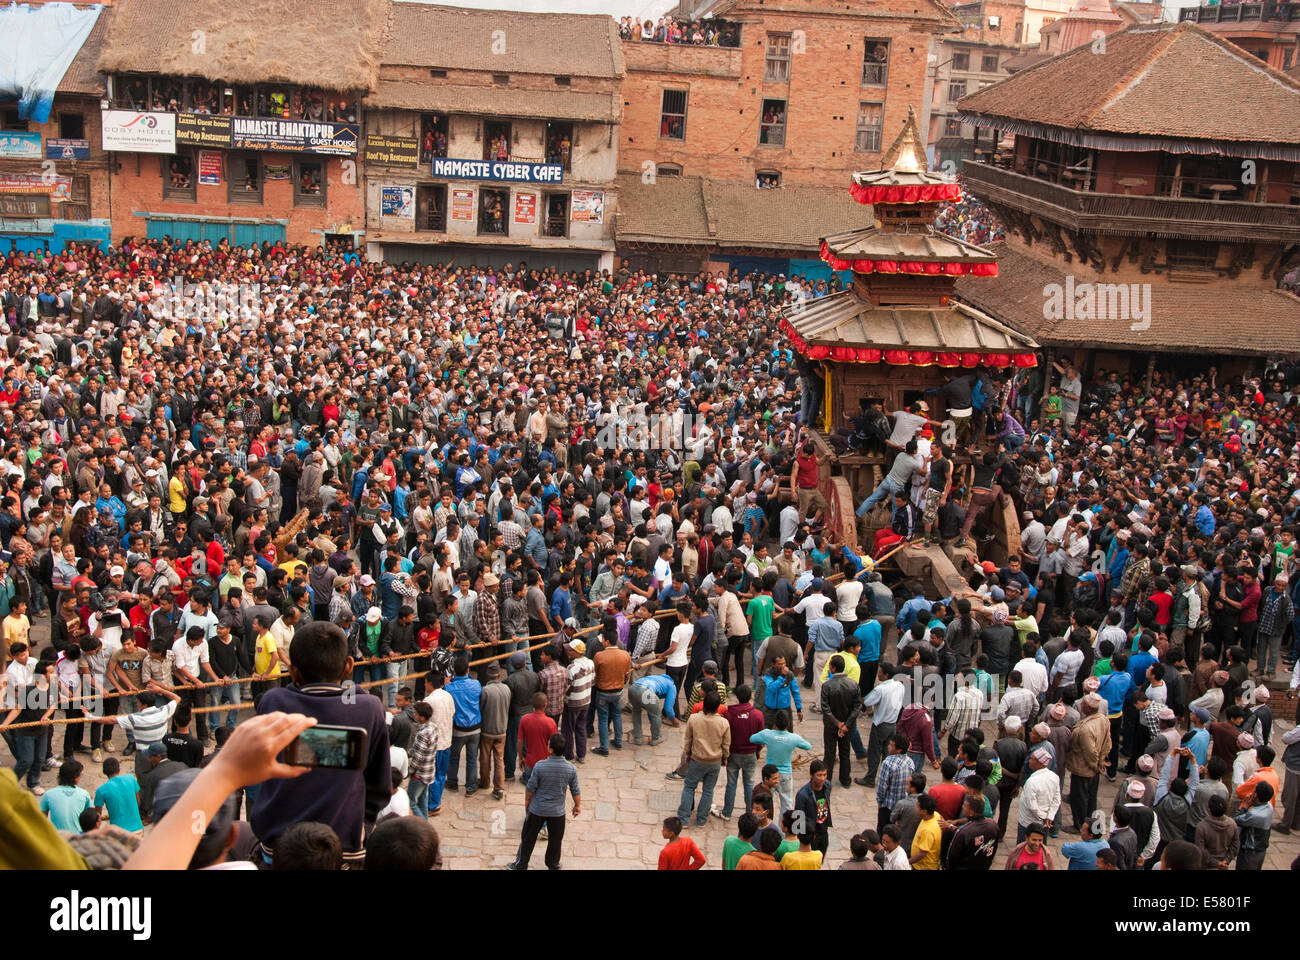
[783,107,1036,567]
[954,20,1300,380]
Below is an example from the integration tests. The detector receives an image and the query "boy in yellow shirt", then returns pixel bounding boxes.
[251,613,285,701]
[910,794,942,869]
[780,829,824,870]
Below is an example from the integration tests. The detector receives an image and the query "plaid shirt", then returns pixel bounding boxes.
[632,619,660,660]
[944,685,985,738]
[876,753,916,810]
[498,520,525,552]
[474,590,501,645]
[409,721,438,782]
[329,590,352,624]
[1259,588,1294,638]
[539,661,569,717]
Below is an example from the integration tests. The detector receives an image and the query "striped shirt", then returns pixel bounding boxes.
[114,699,179,747]
[566,656,595,708]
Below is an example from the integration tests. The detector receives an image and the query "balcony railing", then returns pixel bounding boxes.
[1179,2,1300,23]
[962,160,1300,241]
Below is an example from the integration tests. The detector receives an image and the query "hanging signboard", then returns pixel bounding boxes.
[380,185,416,218]
[229,117,359,155]
[450,188,475,221]
[0,172,72,199]
[197,150,223,185]
[0,132,42,160]
[514,192,537,224]
[432,157,562,184]
[571,189,604,224]
[175,113,233,148]
[46,138,90,160]
[101,111,176,153]
[364,134,420,167]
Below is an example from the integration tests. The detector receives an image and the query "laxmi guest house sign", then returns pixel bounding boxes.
[432,158,563,184]
[174,114,359,155]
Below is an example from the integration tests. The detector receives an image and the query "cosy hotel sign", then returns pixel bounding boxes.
[432,158,563,184]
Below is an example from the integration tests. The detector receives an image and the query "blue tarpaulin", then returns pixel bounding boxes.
[0,3,102,124]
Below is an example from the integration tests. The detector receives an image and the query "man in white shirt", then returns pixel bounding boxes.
[860,663,906,786]
[1012,649,1049,701]
[1018,748,1062,841]
[422,672,456,813]
[172,625,220,742]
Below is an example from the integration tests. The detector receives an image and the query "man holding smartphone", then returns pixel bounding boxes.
[509,732,581,871]
[250,620,390,868]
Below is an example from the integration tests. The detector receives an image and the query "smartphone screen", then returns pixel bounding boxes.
[282,725,366,770]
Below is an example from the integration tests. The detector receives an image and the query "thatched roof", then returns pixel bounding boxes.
[97,0,389,92]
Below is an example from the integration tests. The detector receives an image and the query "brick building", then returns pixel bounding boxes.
[927,0,1027,170]
[1177,1,1300,71]
[953,21,1300,380]
[0,3,111,254]
[618,0,960,189]
[362,4,623,271]
[95,0,387,248]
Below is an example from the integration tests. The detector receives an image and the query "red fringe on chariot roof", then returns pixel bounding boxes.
[819,241,998,277]
[849,181,962,206]
[779,319,1035,369]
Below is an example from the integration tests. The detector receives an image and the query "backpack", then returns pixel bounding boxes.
[1195,581,1212,631]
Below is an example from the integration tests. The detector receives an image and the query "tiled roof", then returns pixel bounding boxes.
[615,174,866,251]
[786,290,1037,352]
[959,21,1300,144]
[953,242,1300,355]
[383,3,623,79]
[367,81,620,123]
[823,226,997,262]
[58,7,110,96]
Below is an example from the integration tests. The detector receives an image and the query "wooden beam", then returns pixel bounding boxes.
[891,310,907,344]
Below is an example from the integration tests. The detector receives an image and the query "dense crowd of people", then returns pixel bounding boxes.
[617,14,741,47]
[935,186,1006,246]
[0,233,1296,875]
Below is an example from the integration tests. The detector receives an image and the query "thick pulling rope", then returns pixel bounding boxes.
[0,617,679,730]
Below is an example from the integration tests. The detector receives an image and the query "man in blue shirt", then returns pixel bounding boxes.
[854,616,882,696]
[524,518,548,571]
[896,591,932,634]
[1193,497,1216,537]
[446,656,483,795]
[1060,811,1109,869]
[509,732,581,870]
[630,673,677,744]
[806,615,844,713]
